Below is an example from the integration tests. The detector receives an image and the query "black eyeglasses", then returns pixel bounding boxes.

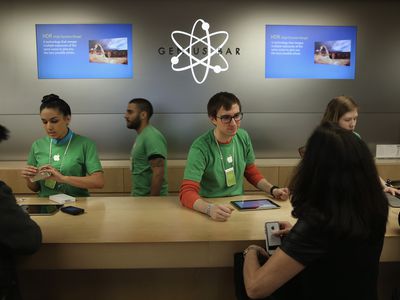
[216,112,243,124]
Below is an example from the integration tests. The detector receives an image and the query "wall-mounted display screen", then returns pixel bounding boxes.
[265,25,357,79]
[36,24,133,79]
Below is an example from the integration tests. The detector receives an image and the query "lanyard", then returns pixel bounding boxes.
[48,134,73,174]
[214,133,235,171]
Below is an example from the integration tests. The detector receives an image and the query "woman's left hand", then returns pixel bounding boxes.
[274,221,292,237]
[384,186,400,196]
[244,245,269,258]
[39,165,65,183]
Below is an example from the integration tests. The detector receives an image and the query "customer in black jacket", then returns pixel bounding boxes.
[242,122,388,300]
[0,125,42,299]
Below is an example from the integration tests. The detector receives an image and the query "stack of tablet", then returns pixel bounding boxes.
[49,193,76,204]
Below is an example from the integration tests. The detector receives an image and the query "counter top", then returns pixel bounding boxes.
[18,195,400,269]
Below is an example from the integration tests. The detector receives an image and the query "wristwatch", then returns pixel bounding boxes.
[270,185,279,197]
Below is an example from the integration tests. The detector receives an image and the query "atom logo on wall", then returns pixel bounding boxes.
[170,19,229,84]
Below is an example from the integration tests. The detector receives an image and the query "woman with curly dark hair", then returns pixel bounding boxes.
[242,122,388,300]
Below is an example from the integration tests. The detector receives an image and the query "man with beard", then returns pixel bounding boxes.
[125,98,168,196]
[179,92,289,221]
[0,125,42,299]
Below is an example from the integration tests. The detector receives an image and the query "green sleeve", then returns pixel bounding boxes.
[84,140,103,174]
[183,145,207,183]
[244,130,256,165]
[27,143,37,167]
[145,135,167,159]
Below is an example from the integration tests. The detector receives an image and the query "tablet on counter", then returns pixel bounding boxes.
[230,199,280,211]
[20,204,63,215]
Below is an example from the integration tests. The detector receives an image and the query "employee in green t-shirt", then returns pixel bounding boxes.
[21,94,104,197]
[180,92,289,221]
[125,98,168,196]
[301,95,400,196]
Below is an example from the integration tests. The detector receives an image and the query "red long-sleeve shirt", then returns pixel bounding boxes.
[179,163,264,208]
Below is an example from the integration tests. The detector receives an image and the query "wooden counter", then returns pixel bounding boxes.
[18,195,400,270]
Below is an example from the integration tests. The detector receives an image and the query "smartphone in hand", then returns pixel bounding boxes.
[265,221,282,255]
[29,171,51,182]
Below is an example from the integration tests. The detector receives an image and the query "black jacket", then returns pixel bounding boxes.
[0,181,42,299]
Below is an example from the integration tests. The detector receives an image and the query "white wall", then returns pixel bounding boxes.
[1,0,399,160]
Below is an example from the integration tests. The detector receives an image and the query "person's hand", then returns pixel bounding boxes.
[273,187,290,200]
[244,244,269,258]
[274,221,292,237]
[21,165,39,180]
[209,204,234,221]
[384,186,400,196]
[39,165,65,183]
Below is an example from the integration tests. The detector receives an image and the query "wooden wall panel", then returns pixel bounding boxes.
[123,168,131,193]
[89,168,124,193]
[168,166,185,193]
[0,169,32,193]
[376,164,400,182]
[278,166,296,187]
[1,161,398,195]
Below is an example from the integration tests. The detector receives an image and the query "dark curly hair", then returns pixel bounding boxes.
[289,121,388,239]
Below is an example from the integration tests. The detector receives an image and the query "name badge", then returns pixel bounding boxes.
[45,179,56,189]
[225,167,236,187]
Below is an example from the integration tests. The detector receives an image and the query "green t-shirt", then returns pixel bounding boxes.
[183,128,256,198]
[27,134,103,197]
[130,125,168,196]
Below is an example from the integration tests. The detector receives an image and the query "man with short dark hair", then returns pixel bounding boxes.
[180,92,289,221]
[125,98,168,196]
[0,125,42,300]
